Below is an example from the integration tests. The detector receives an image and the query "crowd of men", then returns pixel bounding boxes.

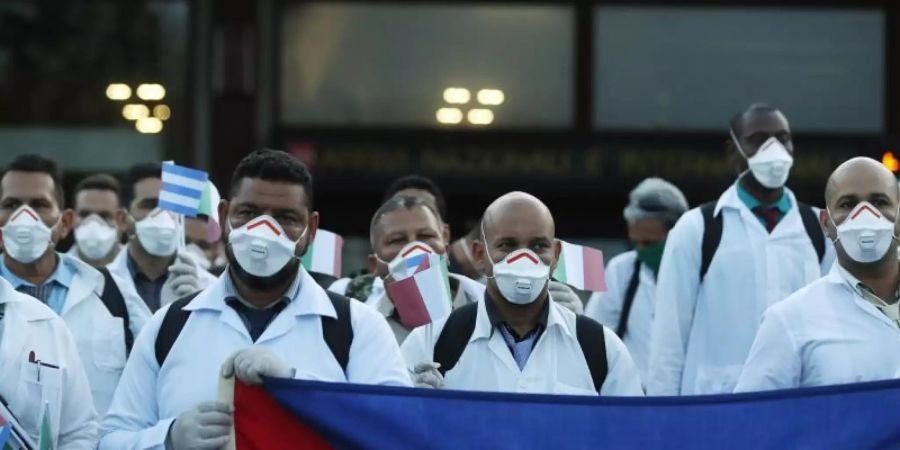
[2,102,899,448]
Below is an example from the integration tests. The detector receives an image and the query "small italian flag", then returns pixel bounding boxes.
[553,241,607,292]
[301,229,344,278]
[197,180,222,242]
[385,252,453,329]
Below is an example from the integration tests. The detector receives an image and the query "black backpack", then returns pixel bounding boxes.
[432,303,609,393]
[97,267,134,354]
[153,290,354,373]
[615,258,643,338]
[698,201,826,282]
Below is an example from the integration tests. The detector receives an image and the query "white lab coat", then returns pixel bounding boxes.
[401,297,645,396]
[585,250,654,385]
[0,276,97,449]
[106,243,218,315]
[100,267,411,450]
[646,185,835,396]
[735,263,900,392]
[1,254,148,416]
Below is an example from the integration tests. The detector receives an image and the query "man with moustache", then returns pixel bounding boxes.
[100,150,410,450]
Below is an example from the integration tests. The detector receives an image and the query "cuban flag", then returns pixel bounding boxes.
[384,243,453,329]
[553,241,606,292]
[0,416,10,450]
[229,377,900,449]
[159,162,209,217]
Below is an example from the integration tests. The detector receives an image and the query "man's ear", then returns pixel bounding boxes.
[473,239,489,276]
[58,209,74,240]
[115,208,128,233]
[307,211,320,244]
[217,200,229,230]
[819,208,833,240]
[441,223,451,248]
[550,238,562,272]
[367,253,378,275]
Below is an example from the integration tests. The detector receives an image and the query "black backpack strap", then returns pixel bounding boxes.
[797,202,826,263]
[98,267,133,354]
[699,202,723,283]
[575,315,608,393]
[154,293,200,367]
[322,292,354,374]
[434,303,479,377]
[615,258,642,338]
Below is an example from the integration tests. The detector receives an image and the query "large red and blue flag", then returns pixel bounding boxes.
[232,377,900,449]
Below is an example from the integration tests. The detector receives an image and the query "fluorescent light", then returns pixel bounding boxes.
[436,107,463,124]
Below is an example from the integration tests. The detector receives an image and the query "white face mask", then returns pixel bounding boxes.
[380,241,438,281]
[1,205,57,264]
[228,215,305,277]
[731,131,794,189]
[75,214,118,261]
[485,248,551,305]
[830,201,898,264]
[184,242,212,271]
[134,208,179,257]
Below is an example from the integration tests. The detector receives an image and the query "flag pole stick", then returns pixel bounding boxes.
[218,370,236,450]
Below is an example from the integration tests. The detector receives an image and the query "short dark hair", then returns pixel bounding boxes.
[122,162,161,208]
[2,154,65,207]
[370,195,443,244]
[231,149,314,209]
[729,103,781,135]
[75,173,121,200]
[383,175,447,220]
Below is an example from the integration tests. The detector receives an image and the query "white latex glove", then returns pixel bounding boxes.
[167,401,233,450]
[221,347,293,385]
[549,281,584,315]
[161,251,202,306]
[411,362,444,389]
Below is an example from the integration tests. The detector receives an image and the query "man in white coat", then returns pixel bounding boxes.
[646,104,835,396]
[107,163,217,317]
[0,276,97,449]
[585,178,688,385]
[100,149,410,450]
[68,173,125,268]
[0,154,148,415]
[402,192,644,396]
[736,157,900,391]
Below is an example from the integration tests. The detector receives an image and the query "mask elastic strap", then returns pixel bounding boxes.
[480,221,497,279]
[729,128,749,159]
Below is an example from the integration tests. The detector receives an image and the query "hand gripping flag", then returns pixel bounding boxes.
[385,243,453,329]
[229,377,900,449]
[300,229,344,278]
[553,241,606,292]
[159,162,209,218]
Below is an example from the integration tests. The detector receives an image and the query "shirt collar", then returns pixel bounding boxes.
[482,291,550,336]
[834,262,900,308]
[736,177,792,214]
[0,253,74,289]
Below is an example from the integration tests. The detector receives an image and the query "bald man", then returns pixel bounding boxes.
[735,157,900,392]
[401,192,643,396]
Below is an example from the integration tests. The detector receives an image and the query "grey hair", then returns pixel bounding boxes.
[623,178,689,228]
[369,195,443,246]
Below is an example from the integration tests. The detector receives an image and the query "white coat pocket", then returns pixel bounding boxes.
[92,317,126,372]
